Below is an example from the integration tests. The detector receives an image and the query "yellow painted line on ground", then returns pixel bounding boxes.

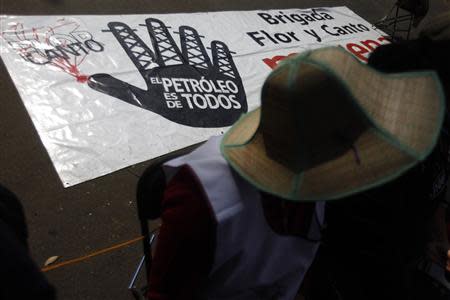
[41,236,144,272]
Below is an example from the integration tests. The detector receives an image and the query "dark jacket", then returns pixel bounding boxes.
[0,185,56,300]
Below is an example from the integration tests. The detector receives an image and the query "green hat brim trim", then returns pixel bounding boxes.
[221,46,446,202]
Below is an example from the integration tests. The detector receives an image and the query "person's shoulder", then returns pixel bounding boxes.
[162,165,213,222]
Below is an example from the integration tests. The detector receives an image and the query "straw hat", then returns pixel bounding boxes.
[221,47,445,201]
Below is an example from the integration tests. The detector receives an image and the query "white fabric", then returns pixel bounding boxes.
[164,136,324,300]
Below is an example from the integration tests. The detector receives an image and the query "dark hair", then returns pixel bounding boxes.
[0,185,28,247]
[368,37,450,98]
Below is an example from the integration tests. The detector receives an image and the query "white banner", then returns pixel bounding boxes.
[0,7,388,187]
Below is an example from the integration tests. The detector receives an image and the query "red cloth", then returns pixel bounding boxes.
[147,166,216,300]
[147,166,317,299]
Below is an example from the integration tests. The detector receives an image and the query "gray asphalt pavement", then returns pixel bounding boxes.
[0,0,448,299]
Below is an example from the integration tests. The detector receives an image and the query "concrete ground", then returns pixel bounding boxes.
[0,0,448,299]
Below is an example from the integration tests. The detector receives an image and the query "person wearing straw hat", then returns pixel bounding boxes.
[147,46,445,300]
[306,13,450,300]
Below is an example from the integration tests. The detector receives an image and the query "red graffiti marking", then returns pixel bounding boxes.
[1,19,91,83]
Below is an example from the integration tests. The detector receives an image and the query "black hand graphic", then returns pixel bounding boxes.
[88,18,247,128]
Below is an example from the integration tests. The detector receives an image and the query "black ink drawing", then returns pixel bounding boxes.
[88,18,248,128]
